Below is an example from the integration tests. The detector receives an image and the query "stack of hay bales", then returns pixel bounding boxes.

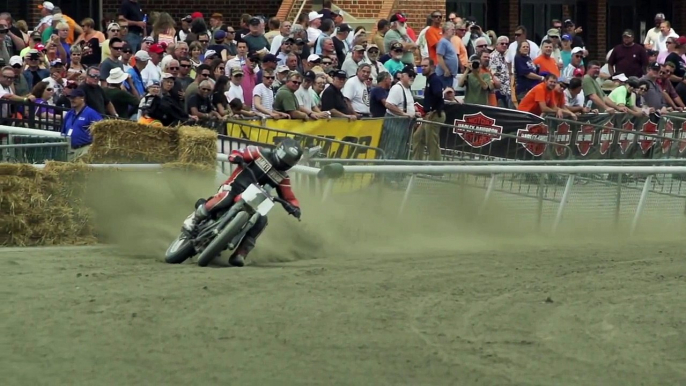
[0,162,96,246]
[0,120,219,246]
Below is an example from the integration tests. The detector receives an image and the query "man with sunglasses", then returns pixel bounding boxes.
[99,37,124,86]
[176,57,194,90]
[22,50,49,90]
[184,64,211,111]
[561,47,585,80]
[8,56,29,96]
[489,36,512,108]
[0,66,36,119]
[62,88,101,161]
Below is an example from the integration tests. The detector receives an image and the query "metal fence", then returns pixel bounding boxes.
[0,126,69,163]
[0,99,69,132]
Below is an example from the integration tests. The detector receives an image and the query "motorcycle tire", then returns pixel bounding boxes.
[197,211,250,267]
[164,234,196,264]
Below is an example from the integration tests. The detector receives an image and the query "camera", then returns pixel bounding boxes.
[471,60,480,70]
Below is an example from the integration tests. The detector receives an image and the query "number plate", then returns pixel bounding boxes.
[242,184,275,216]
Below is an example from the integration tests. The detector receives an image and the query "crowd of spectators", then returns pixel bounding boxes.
[0,1,683,159]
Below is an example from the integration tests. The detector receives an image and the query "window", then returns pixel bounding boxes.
[607,0,637,49]
[520,0,575,44]
[447,0,487,28]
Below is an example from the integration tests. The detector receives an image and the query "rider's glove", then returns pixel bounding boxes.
[232,155,245,165]
[287,205,301,219]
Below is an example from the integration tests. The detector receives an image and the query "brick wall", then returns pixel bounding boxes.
[335,0,384,20]
[100,0,281,30]
[586,0,607,62]
[504,0,519,37]
[396,0,445,31]
[27,0,42,28]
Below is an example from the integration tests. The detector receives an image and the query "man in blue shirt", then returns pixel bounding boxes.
[61,88,102,161]
[412,58,446,161]
[435,22,460,89]
[369,72,392,117]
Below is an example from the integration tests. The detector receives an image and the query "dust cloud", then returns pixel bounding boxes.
[81,170,686,264]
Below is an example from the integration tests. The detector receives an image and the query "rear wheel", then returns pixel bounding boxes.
[164,235,196,264]
[197,211,250,267]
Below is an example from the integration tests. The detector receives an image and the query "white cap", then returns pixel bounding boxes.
[307,54,321,62]
[571,47,583,55]
[162,72,175,79]
[40,1,55,11]
[107,22,120,31]
[612,73,628,82]
[204,49,217,58]
[106,68,129,84]
[276,65,289,73]
[134,50,150,61]
[308,11,323,22]
[9,56,22,66]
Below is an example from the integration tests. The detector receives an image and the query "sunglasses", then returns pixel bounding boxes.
[638,87,648,91]
[200,73,210,77]
[200,88,212,91]
[514,33,522,37]
[457,28,466,32]
[291,80,302,85]
[226,30,235,33]
[46,88,54,91]
[3,75,15,80]
[168,66,179,70]
[199,40,209,43]
[123,50,132,53]
[368,50,379,54]
[180,64,191,68]
[11,64,21,68]
[0,29,8,34]
[33,38,42,42]
[431,15,442,18]
[111,46,123,51]
[218,66,226,71]
[477,44,487,48]
[264,76,275,79]
[233,73,242,77]
[87,73,99,78]
[109,29,120,33]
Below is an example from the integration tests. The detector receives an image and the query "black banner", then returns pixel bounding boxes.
[422,100,686,161]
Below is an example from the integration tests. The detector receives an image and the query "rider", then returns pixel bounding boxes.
[183,138,303,266]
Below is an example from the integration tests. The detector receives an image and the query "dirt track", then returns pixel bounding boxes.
[1,240,685,385]
[2,171,686,385]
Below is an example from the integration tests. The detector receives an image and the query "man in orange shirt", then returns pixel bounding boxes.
[425,11,443,63]
[533,39,560,77]
[450,21,469,69]
[517,74,564,117]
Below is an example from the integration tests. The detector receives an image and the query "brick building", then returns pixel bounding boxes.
[5,0,686,61]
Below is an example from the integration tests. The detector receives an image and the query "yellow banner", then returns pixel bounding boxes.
[226,118,384,160]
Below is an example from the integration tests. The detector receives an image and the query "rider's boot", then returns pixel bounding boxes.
[182,204,209,236]
[228,236,256,267]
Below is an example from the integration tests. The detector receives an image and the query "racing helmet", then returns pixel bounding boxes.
[272,138,303,171]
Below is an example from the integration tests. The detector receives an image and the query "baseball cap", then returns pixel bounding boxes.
[571,47,583,55]
[262,54,278,63]
[211,13,223,19]
[204,49,218,58]
[307,54,321,62]
[191,12,204,19]
[162,72,175,79]
[50,58,63,66]
[142,36,154,43]
[38,1,54,10]
[676,36,686,46]
[353,45,365,51]
[655,13,666,20]
[276,65,289,73]
[338,23,352,33]
[367,44,379,51]
[561,34,572,41]
[400,65,416,77]
[612,73,628,82]
[649,62,661,71]
[107,22,120,31]
[564,19,575,26]
[149,44,164,54]
[249,17,261,26]
[30,31,41,39]
[248,52,261,63]
[557,77,569,84]
[147,80,161,88]
[229,66,244,76]
[389,13,407,23]
[9,56,22,67]
[214,30,227,40]
[182,15,192,22]
[66,80,77,89]
[135,50,150,61]
[332,70,347,79]
[308,11,323,22]
[34,43,46,52]
[304,70,316,81]
[390,42,403,51]
[68,88,86,98]
[294,37,305,45]
[573,68,584,77]
[622,29,634,38]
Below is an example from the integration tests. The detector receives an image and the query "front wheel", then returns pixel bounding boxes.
[197,211,250,267]
[165,234,196,264]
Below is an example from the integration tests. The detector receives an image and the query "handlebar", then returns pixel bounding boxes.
[237,159,301,221]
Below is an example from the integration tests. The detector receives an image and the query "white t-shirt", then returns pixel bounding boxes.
[226,83,244,103]
[270,35,285,55]
[0,84,13,117]
[141,60,161,86]
[385,83,414,116]
[307,27,321,43]
[564,88,585,107]
[505,40,540,64]
[656,31,679,53]
[252,83,274,113]
[342,76,370,114]
[295,85,316,111]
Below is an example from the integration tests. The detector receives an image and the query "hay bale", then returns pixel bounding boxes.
[89,119,178,163]
[177,126,217,166]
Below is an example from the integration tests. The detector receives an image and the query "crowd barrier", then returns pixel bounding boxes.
[0,99,69,132]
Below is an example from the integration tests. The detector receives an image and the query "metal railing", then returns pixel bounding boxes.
[0,99,70,132]
[0,125,69,163]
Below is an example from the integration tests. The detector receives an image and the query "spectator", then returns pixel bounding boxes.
[270,21,292,55]
[435,22,459,89]
[506,25,540,64]
[514,40,542,102]
[644,13,666,50]
[137,81,162,125]
[79,66,117,116]
[607,30,648,79]
[273,70,308,119]
[655,21,678,53]
[35,2,54,34]
[606,76,646,117]
[451,21,470,69]
[160,41,188,71]
[149,81,194,125]
[561,47,584,79]
[460,51,496,106]
[332,24,350,65]
[208,13,225,44]
[66,45,86,81]
[62,88,101,160]
[314,19,335,55]
[227,40,248,70]
[321,69,355,119]
[490,36,511,108]
[463,23,490,59]
[294,70,327,119]
[384,13,416,65]
[127,50,149,96]
[100,37,124,84]
[188,79,221,120]
[118,0,146,51]
[583,60,618,113]
[243,17,269,53]
[9,56,29,96]
[342,45,366,78]
[307,11,323,44]
[380,65,417,160]
[373,20,389,55]
[226,66,244,102]
[101,23,121,62]
[425,11,443,63]
[29,80,60,123]
[252,69,286,118]
[240,53,259,107]
[657,36,680,65]
[533,39,560,77]
[384,42,406,77]
[141,43,163,85]
[562,19,586,53]
[412,58,445,161]
[55,80,76,108]
[104,68,138,118]
[342,63,371,117]
[517,74,566,118]
[546,28,563,64]
[369,72,391,118]
[561,77,589,114]
[657,63,685,110]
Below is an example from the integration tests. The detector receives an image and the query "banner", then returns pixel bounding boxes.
[226,118,384,160]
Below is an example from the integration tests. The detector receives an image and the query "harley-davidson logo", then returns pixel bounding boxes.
[516,123,549,157]
[662,119,675,154]
[553,122,571,157]
[618,120,635,154]
[575,122,596,156]
[638,120,658,154]
[599,121,615,155]
[453,112,503,148]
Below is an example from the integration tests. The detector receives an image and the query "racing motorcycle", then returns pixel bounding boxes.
[164,163,301,267]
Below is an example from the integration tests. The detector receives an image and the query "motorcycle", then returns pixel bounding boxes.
[164,161,301,267]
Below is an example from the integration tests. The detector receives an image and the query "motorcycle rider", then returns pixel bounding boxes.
[183,138,303,267]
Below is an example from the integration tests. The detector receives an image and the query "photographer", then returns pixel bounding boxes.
[458,51,498,105]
